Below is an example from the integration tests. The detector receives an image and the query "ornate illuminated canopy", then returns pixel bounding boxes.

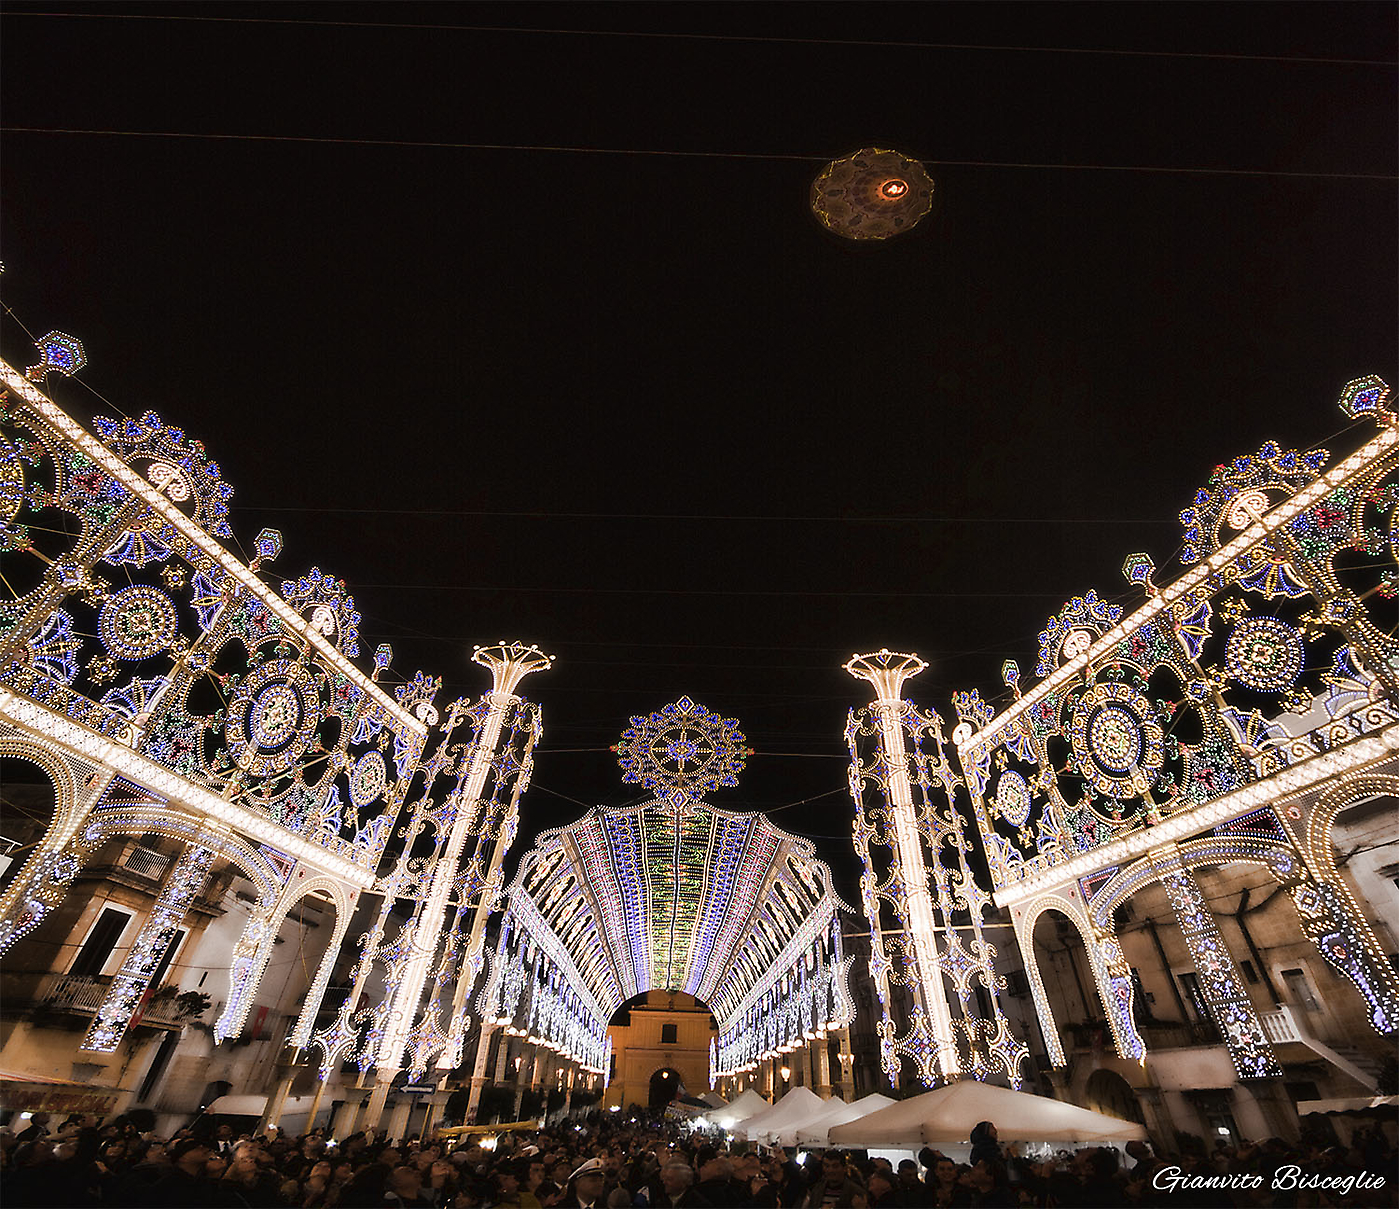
[479,699,853,1079]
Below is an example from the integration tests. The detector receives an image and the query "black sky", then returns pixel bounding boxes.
[2,2,1395,906]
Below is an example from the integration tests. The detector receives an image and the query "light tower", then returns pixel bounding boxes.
[362,642,552,1130]
[845,649,1026,1089]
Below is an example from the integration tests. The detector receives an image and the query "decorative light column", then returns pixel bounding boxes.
[1289,878,1399,1035]
[1150,846,1281,1079]
[846,650,1027,1090]
[364,643,551,1128]
[845,650,960,1082]
[81,841,216,1052]
[465,1023,498,1122]
[837,1031,855,1099]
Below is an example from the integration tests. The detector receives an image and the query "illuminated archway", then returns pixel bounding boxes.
[477,700,853,1083]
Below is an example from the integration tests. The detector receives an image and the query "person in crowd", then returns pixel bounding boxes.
[145,1136,219,1207]
[801,1149,867,1208]
[968,1123,1001,1171]
[493,1157,542,1209]
[423,1155,458,1206]
[565,1156,608,1208]
[658,1159,710,1208]
[866,1167,903,1208]
[695,1151,746,1207]
[925,1153,960,1209]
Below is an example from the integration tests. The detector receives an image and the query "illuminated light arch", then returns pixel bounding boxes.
[0,736,112,953]
[226,872,354,1046]
[77,804,286,909]
[479,700,853,1083]
[0,738,82,867]
[1012,892,1144,1068]
[1085,833,1301,930]
[1295,774,1399,1033]
[1305,773,1399,879]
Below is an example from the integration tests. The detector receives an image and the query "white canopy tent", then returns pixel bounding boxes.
[828,1081,1147,1149]
[794,1093,897,1146]
[736,1087,826,1143]
[701,1087,770,1129]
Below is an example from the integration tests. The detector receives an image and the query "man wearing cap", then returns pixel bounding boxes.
[566,1156,608,1208]
[148,1137,218,1207]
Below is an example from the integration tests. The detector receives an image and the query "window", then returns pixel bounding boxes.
[148,929,185,989]
[1281,968,1320,1011]
[1130,968,1153,1023]
[1177,972,1210,1022]
[69,907,131,977]
[660,1023,678,1044]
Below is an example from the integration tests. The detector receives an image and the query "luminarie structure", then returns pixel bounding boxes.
[947,376,1399,1131]
[477,698,855,1110]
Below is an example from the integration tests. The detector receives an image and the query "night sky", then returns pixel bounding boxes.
[2,3,1395,907]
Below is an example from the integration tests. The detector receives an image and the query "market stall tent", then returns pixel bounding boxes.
[702,1087,770,1128]
[794,1093,896,1146]
[828,1081,1147,1149]
[737,1087,826,1143]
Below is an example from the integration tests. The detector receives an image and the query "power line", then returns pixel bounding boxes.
[7,11,1394,67]
[333,583,1100,598]
[2,127,1393,181]
[234,505,1180,524]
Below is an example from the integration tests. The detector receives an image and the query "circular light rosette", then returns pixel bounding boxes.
[810,148,935,241]
[993,770,1034,828]
[1225,616,1304,693]
[1069,682,1164,800]
[616,696,746,798]
[99,585,178,660]
[225,658,321,775]
[348,749,388,809]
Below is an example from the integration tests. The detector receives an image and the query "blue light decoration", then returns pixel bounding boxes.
[92,410,236,538]
[1336,374,1391,421]
[948,376,1399,1086]
[26,331,86,381]
[280,566,362,657]
[614,695,748,799]
[252,527,283,564]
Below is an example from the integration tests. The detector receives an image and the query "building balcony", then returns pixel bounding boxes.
[27,972,190,1029]
[1064,1017,1218,1052]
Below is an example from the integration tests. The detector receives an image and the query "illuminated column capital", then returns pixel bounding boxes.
[845,649,927,704]
[472,642,555,698]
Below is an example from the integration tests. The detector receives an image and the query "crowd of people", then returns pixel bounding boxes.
[0,1106,1393,1207]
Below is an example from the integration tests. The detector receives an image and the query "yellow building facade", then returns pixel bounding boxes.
[603,991,717,1111]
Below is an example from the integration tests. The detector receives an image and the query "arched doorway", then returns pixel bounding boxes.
[0,754,62,898]
[1083,1068,1144,1124]
[1030,907,1100,1052]
[648,1067,682,1111]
